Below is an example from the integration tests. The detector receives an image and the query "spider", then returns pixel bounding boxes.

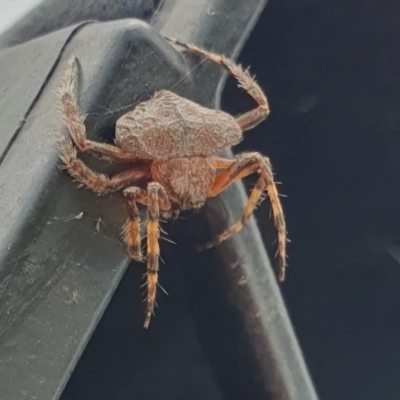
[57,37,287,329]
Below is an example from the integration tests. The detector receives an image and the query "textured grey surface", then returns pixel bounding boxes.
[0,0,160,48]
[0,24,80,160]
[0,20,192,400]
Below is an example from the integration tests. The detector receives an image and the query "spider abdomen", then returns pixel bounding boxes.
[115,90,242,160]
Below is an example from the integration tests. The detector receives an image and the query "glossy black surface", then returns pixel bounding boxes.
[236,2,400,400]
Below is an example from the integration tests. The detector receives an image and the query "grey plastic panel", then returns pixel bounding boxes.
[0,1,318,399]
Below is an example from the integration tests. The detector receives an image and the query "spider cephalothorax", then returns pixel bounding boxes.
[57,38,287,328]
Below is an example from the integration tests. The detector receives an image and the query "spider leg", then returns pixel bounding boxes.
[57,135,150,194]
[60,58,136,162]
[214,157,235,169]
[166,38,269,131]
[144,182,171,329]
[123,187,148,261]
[206,153,287,281]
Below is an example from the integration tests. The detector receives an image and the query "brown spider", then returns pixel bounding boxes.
[57,37,287,329]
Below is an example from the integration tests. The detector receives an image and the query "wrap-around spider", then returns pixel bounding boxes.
[57,38,287,328]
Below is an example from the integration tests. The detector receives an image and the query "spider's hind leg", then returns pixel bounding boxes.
[206,153,287,281]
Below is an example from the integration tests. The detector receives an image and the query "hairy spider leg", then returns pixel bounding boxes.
[123,187,147,261]
[57,135,150,194]
[166,38,270,131]
[60,58,139,162]
[143,182,171,329]
[123,183,171,328]
[207,153,287,281]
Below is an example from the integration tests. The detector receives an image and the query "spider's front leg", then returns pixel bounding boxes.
[143,182,171,329]
[122,182,170,328]
[206,153,287,281]
[60,58,136,162]
[57,135,150,194]
[123,187,147,261]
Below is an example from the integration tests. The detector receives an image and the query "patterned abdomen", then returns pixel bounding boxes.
[115,90,242,160]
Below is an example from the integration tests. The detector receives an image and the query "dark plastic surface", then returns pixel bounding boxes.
[236,2,400,400]
[0,1,318,400]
